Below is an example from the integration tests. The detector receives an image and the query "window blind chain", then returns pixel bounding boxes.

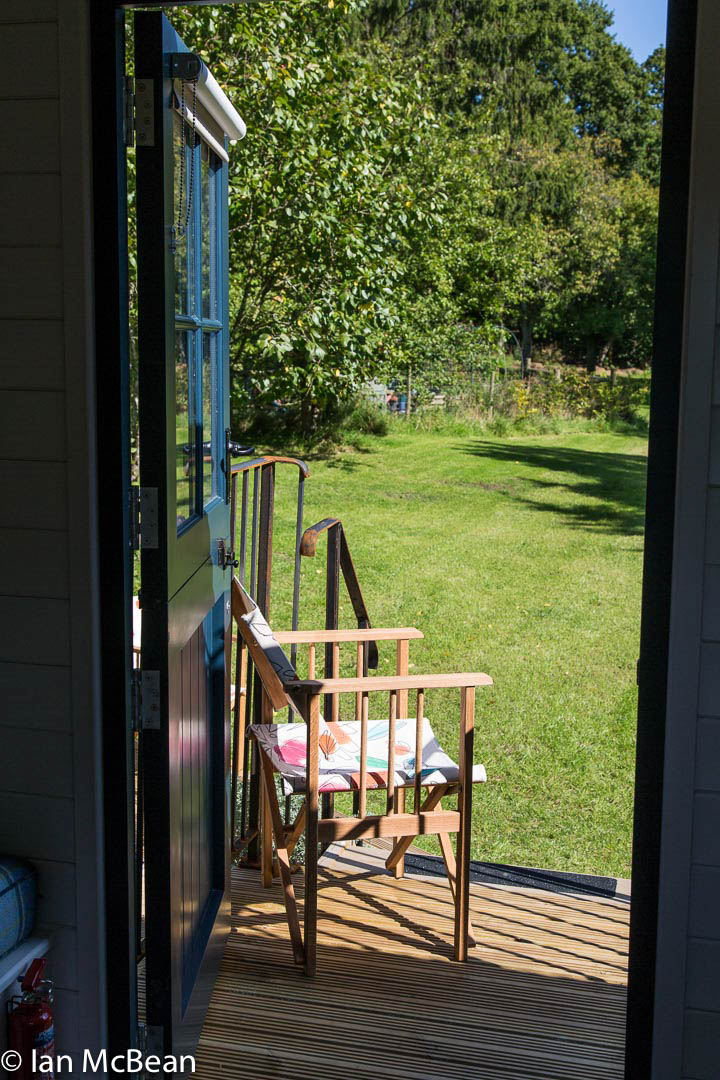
[176,77,198,240]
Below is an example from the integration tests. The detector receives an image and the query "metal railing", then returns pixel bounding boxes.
[229,455,309,859]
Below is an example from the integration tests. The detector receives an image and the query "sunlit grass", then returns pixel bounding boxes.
[239,428,647,878]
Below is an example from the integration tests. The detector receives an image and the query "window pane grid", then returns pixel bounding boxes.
[173,114,225,533]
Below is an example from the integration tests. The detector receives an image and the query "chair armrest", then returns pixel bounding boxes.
[286,673,493,694]
[274,627,423,645]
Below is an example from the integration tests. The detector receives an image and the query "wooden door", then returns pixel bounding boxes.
[135,11,232,1055]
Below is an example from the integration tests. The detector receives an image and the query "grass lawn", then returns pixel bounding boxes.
[251,426,647,878]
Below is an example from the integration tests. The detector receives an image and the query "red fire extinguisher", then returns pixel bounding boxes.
[7,957,55,1079]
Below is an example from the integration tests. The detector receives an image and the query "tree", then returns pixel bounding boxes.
[175,2,441,437]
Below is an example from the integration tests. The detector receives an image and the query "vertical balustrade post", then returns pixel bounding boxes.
[248,463,275,860]
[305,692,320,976]
[394,639,409,875]
[414,689,425,812]
[322,522,341,824]
[454,685,475,962]
[387,690,397,815]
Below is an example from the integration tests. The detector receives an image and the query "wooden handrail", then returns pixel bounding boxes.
[274,627,423,644]
[287,673,494,693]
[299,517,340,556]
[299,518,379,671]
[231,454,310,479]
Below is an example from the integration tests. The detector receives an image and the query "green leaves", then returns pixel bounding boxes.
[165,0,660,438]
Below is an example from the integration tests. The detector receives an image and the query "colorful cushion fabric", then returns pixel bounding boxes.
[0,856,37,961]
[249,717,487,795]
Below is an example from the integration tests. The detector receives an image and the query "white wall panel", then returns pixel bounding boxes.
[0,461,67,528]
[0,320,64,390]
[0,792,74,862]
[0,597,70,664]
[0,389,66,460]
[33,857,76,926]
[0,248,63,319]
[0,727,72,797]
[0,23,58,98]
[0,100,60,172]
[0,175,62,246]
[0,528,69,598]
[0,661,71,730]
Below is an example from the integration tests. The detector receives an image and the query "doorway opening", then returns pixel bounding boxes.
[108,2,681,1075]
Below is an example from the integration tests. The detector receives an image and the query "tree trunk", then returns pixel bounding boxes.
[405,364,412,419]
[520,314,533,379]
[585,339,599,373]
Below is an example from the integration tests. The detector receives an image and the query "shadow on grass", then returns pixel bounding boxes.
[458,439,647,535]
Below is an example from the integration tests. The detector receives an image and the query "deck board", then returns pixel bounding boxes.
[194,845,628,1079]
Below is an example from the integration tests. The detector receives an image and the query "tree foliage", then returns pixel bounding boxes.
[169,0,663,435]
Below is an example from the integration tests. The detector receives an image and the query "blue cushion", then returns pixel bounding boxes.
[0,857,37,961]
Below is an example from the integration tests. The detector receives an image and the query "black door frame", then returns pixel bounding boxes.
[90,0,698,1070]
[625,0,698,1074]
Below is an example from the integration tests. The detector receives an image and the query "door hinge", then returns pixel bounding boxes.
[123,75,135,147]
[130,486,159,551]
[131,669,161,732]
[137,1022,164,1057]
[135,77,155,147]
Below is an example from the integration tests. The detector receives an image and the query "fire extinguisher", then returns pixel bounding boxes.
[7,957,55,1080]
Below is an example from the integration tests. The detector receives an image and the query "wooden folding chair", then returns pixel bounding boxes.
[232,578,492,975]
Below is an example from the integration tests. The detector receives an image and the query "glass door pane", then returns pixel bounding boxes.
[201,144,217,321]
[202,332,219,507]
[175,329,195,529]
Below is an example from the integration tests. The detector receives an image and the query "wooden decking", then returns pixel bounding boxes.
[194,845,629,1080]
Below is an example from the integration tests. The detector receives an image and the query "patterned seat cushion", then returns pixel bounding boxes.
[249,716,487,795]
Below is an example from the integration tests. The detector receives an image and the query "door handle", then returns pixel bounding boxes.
[223,428,255,502]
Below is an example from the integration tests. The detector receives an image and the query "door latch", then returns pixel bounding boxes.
[222,429,255,503]
[215,538,239,571]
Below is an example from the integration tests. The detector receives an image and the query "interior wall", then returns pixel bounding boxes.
[0,0,106,1057]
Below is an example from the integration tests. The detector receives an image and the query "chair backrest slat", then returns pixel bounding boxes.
[387,690,397,814]
[396,639,409,716]
[331,641,340,722]
[414,690,425,809]
[358,691,369,817]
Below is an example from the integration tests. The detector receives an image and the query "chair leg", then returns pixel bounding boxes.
[454,687,474,962]
[259,752,305,967]
[394,787,406,878]
[438,827,476,948]
[304,693,320,976]
[286,799,306,860]
[260,766,274,888]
